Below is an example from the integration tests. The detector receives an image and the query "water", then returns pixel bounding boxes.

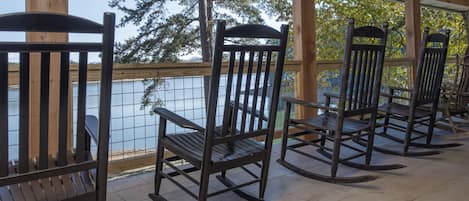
[7,76,210,160]
[6,73,282,160]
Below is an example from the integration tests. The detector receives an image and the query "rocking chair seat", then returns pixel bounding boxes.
[291,112,370,134]
[0,152,96,201]
[163,132,266,168]
[379,103,432,119]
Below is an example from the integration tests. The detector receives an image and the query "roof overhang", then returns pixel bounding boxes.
[393,0,469,12]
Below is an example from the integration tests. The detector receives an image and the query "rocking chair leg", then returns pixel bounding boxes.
[149,119,166,201]
[280,128,289,161]
[426,114,437,145]
[259,159,270,200]
[198,167,210,201]
[320,134,327,151]
[383,113,390,135]
[153,143,164,196]
[331,132,341,178]
[280,103,291,161]
[403,119,414,154]
[365,130,374,165]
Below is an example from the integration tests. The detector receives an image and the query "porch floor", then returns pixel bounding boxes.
[107,128,469,201]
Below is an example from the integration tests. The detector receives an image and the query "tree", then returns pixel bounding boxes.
[109,0,291,63]
[110,0,468,110]
[109,0,291,112]
[312,0,467,95]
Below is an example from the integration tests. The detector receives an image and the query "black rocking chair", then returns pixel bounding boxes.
[367,28,462,157]
[0,13,115,200]
[278,19,404,184]
[437,46,469,133]
[149,21,288,201]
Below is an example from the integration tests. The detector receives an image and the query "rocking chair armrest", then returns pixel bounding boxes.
[153,107,205,132]
[85,115,99,144]
[388,86,413,93]
[380,92,411,101]
[323,92,340,99]
[282,96,338,111]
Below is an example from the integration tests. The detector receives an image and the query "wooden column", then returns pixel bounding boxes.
[405,0,421,84]
[292,0,317,119]
[26,0,70,158]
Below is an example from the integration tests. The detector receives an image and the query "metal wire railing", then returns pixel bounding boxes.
[6,58,458,163]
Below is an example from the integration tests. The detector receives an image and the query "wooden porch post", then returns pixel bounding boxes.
[293,0,317,119]
[405,0,421,84]
[25,0,71,158]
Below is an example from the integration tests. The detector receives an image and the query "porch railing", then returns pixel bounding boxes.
[5,57,457,173]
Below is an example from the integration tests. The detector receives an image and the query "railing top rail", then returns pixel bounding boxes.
[4,57,457,85]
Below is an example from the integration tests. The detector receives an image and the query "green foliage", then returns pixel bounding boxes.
[311,1,466,60]
[310,0,467,92]
[421,7,467,56]
[110,0,291,112]
[111,0,468,109]
[109,0,290,63]
[315,0,406,59]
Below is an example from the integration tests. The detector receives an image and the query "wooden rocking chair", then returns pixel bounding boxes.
[366,28,462,157]
[437,47,469,133]
[0,12,115,201]
[278,19,404,184]
[149,21,288,201]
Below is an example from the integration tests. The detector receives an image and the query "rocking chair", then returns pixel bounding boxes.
[437,46,469,133]
[368,28,462,157]
[0,12,115,201]
[149,21,288,201]
[278,19,404,184]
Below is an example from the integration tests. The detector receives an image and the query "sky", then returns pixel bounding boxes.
[0,0,284,62]
[0,0,136,62]
[0,1,135,44]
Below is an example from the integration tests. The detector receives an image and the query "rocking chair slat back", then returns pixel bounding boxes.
[414,28,450,105]
[0,12,115,201]
[208,22,288,147]
[76,52,89,163]
[0,53,7,177]
[39,52,50,170]
[19,53,30,174]
[340,21,388,118]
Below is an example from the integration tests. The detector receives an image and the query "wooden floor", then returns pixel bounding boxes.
[107,128,469,201]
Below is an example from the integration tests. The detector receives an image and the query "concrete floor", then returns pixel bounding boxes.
[106,128,469,201]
